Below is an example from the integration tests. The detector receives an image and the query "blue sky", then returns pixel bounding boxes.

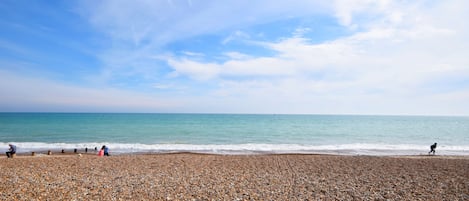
[1,0,468,115]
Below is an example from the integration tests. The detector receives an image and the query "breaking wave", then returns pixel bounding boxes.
[2,142,469,156]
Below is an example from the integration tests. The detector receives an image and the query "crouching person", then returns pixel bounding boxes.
[6,144,16,158]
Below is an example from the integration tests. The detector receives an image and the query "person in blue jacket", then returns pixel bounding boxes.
[103,145,110,156]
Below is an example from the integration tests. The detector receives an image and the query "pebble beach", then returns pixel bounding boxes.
[1,153,468,200]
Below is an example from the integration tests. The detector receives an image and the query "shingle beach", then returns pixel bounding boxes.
[1,153,468,200]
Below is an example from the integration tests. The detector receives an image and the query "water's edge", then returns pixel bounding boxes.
[3,142,468,156]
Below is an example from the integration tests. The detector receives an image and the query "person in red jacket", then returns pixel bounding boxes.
[98,146,104,156]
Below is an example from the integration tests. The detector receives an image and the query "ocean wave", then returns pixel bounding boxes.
[2,142,469,156]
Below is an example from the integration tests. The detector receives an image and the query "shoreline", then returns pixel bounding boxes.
[4,142,469,156]
[7,149,469,159]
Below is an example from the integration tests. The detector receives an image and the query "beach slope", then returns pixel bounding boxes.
[1,154,468,200]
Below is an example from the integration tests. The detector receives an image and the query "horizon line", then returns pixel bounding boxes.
[0,112,468,117]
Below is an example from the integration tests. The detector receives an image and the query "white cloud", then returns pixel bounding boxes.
[293,27,312,37]
[152,83,172,89]
[162,0,469,115]
[75,0,331,80]
[167,58,220,81]
[222,30,250,45]
[223,52,251,60]
[79,0,328,46]
[181,51,205,57]
[0,70,183,112]
[332,0,377,27]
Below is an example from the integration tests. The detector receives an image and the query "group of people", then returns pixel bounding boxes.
[7,143,437,157]
[5,144,110,157]
[98,145,110,156]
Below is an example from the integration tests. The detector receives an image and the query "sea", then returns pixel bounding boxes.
[1,113,468,156]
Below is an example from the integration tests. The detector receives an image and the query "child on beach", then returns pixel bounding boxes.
[98,146,104,156]
[6,144,16,158]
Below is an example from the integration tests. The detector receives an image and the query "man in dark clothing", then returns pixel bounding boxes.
[429,143,437,155]
[6,144,16,158]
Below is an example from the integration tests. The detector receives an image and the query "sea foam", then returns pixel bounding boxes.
[2,142,468,156]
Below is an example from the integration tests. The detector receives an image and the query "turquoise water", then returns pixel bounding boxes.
[1,113,468,155]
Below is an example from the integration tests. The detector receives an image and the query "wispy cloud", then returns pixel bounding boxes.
[0,70,183,112]
[181,51,205,57]
[75,0,330,80]
[222,30,250,45]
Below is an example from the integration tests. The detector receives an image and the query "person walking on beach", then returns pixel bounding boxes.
[6,144,16,158]
[429,143,437,155]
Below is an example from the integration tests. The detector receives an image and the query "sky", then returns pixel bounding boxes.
[0,0,468,115]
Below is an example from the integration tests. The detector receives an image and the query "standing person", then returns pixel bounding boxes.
[103,145,110,156]
[6,144,16,158]
[429,143,437,155]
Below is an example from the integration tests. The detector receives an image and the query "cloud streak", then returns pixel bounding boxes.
[0,70,183,112]
[75,0,331,81]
